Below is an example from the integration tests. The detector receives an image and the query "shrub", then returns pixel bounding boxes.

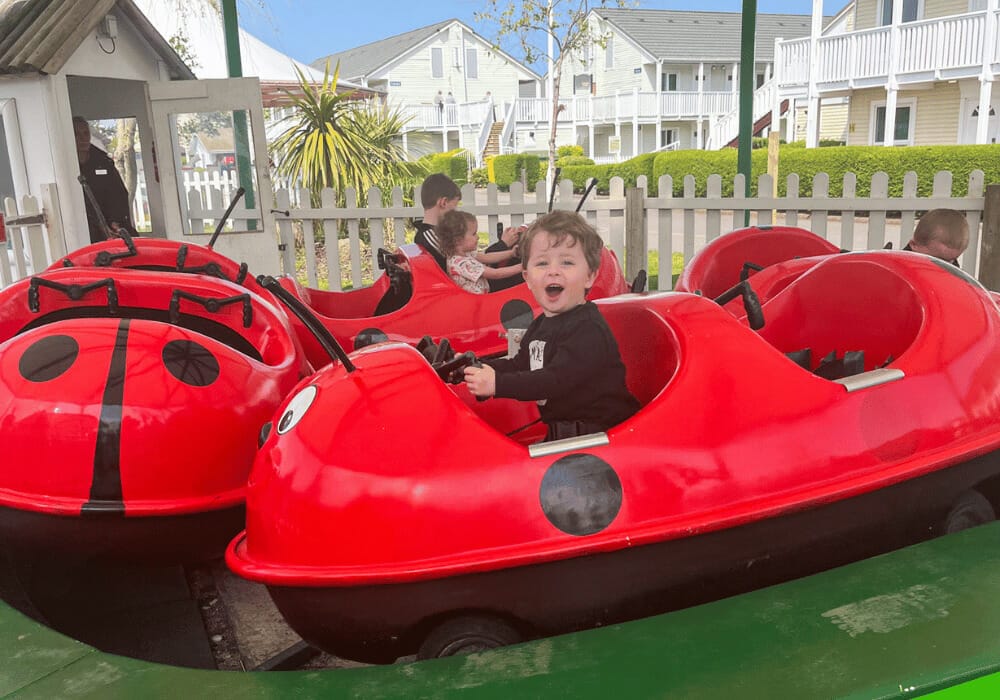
[557,145,584,158]
[421,150,469,185]
[493,154,542,190]
[555,155,595,167]
[470,167,489,187]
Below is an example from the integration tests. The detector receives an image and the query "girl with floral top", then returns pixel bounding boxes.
[438,210,523,294]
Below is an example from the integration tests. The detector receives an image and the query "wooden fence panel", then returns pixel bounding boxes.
[785,173,800,228]
[966,170,986,275]
[706,175,722,242]
[345,188,363,290]
[682,175,696,264]
[841,173,857,251]
[812,173,829,240]
[656,175,674,291]
[867,172,889,249]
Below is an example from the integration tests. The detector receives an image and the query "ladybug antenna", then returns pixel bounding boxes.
[208,187,246,250]
[576,178,598,213]
[257,275,356,372]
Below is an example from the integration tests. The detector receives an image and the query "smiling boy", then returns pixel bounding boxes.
[464,211,639,441]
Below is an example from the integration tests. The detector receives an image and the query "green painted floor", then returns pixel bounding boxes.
[3,523,1000,698]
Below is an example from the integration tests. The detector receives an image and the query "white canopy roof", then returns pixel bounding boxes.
[132,0,325,82]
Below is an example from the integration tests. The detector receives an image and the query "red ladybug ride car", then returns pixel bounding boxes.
[0,266,308,561]
[228,251,1000,662]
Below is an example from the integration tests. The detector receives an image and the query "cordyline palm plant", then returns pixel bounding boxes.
[270,62,421,208]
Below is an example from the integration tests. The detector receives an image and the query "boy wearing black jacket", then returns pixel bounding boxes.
[464,211,638,440]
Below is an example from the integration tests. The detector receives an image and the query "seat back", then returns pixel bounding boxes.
[757,258,922,373]
[600,303,678,407]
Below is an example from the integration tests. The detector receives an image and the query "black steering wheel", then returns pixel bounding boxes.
[433,351,480,383]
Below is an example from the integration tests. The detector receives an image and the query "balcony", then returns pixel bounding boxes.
[777,9,1000,93]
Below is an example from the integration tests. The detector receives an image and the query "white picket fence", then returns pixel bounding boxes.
[274,169,988,291]
[3,170,991,292]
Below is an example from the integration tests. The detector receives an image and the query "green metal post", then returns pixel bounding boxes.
[737,0,757,226]
[221,0,257,230]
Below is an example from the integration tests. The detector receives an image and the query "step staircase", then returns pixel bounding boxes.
[482,121,505,159]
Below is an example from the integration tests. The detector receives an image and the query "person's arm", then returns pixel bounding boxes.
[475,248,517,265]
[479,263,523,281]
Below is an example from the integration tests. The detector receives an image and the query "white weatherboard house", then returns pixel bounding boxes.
[775,0,1000,147]
[312,19,542,160]
[559,8,839,158]
[310,10,849,163]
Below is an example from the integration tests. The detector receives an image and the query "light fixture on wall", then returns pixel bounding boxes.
[97,13,117,54]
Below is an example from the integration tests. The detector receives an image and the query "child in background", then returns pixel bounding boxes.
[438,210,523,294]
[414,173,462,271]
[463,210,639,440]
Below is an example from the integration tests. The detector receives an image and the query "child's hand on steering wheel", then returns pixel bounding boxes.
[464,364,496,398]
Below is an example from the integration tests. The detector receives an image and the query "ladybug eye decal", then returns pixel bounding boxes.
[277,385,317,434]
[19,334,79,382]
[162,339,220,387]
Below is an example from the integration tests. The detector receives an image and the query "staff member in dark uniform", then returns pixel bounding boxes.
[73,116,134,243]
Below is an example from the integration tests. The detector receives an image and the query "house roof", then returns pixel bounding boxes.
[593,8,829,63]
[311,18,541,82]
[310,19,453,80]
[193,127,234,153]
[0,0,194,77]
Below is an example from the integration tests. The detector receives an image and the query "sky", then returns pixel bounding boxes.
[233,1,847,73]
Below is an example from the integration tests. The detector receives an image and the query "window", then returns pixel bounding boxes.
[880,0,919,25]
[756,73,766,88]
[574,73,593,94]
[466,48,478,79]
[872,102,914,144]
[662,73,677,91]
[605,35,614,69]
[661,128,677,146]
[431,47,443,78]
[969,0,986,10]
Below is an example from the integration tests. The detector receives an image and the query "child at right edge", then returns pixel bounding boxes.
[463,210,639,441]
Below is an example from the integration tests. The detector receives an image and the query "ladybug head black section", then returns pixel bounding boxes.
[539,454,622,536]
[500,300,533,331]
[19,334,79,382]
[354,327,389,350]
[162,339,220,387]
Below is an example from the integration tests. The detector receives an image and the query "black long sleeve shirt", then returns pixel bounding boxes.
[414,221,448,271]
[486,302,639,431]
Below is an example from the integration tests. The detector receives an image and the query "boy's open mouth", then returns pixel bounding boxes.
[545,284,564,299]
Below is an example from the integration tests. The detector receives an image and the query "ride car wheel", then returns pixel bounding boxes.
[417,615,522,659]
[943,490,996,534]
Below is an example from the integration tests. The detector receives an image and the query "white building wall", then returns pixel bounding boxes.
[593,28,650,96]
[61,7,166,81]
[376,24,536,108]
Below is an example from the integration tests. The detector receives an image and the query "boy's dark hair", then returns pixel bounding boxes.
[437,210,478,257]
[420,173,461,210]
[913,208,969,252]
[518,210,604,272]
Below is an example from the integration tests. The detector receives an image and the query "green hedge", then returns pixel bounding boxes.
[557,145,585,158]
[555,155,595,167]
[493,154,542,190]
[651,144,1000,197]
[423,152,468,185]
[495,144,1000,199]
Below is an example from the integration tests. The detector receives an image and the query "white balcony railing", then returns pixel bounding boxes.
[779,10,997,88]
